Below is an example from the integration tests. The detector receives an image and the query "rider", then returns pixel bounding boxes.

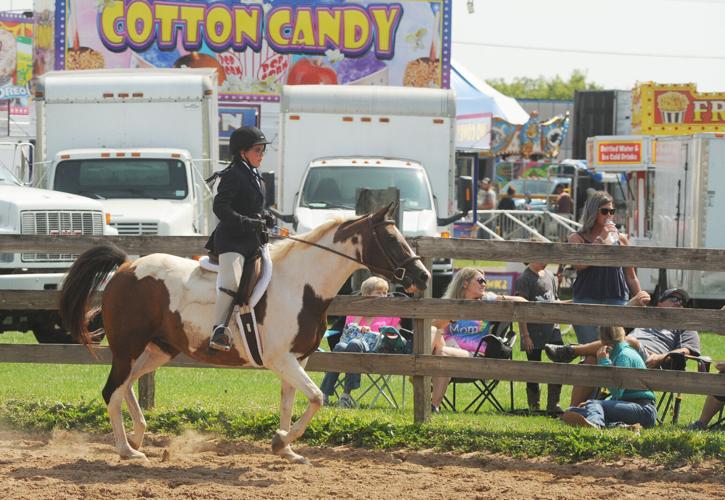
[208,126,274,352]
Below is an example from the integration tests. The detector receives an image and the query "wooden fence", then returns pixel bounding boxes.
[1,235,725,424]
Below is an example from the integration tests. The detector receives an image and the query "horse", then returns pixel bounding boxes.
[59,205,429,463]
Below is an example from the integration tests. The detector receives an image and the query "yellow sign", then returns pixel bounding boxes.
[633,82,725,135]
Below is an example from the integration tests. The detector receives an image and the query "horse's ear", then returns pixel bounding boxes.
[385,201,399,221]
[371,204,390,222]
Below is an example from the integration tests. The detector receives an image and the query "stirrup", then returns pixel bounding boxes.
[209,325,233,352]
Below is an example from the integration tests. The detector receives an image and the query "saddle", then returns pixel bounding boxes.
[199,245,273,366]
[199,250,265,307]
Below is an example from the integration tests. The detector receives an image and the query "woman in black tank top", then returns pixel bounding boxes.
[568,191,641,344]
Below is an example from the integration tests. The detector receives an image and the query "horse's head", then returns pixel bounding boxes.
[335,204,430,292]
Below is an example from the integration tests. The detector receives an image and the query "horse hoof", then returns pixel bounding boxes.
[120,449,148,461]
[271,430,288,454]
[290,454,311,465]
[280,445,310,465]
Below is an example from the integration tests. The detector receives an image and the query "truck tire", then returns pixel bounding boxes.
[31,312,75,344]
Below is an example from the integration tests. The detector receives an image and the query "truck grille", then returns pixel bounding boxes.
[110,222,159,235]
[20,210,104,262]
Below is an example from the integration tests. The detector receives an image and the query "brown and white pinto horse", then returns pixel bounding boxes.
[59,205,429,463]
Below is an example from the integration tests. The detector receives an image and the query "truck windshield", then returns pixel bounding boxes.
[54,159,188,200]
[300,166,432,210]
[0,164,21,186]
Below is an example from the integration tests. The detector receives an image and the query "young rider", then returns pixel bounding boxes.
[207,126,274,352]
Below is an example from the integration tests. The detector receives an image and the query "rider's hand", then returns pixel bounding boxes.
[263,211,276,228]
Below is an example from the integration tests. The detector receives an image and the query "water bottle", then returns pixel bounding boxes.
[605,220,619,245]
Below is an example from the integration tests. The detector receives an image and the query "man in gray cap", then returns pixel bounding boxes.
[206,126,274,352]
[544,288,702,405]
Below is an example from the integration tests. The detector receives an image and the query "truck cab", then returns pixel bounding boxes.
[0,163,116,341]
[295,158,437,236]
[49,148,210,236]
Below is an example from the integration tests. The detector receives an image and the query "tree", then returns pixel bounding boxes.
[486,70,603,100]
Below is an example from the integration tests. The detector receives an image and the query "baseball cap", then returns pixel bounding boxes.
[481,177,491,184]
[657,288,690,307]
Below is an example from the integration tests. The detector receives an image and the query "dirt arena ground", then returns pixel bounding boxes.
[0,429,722,499]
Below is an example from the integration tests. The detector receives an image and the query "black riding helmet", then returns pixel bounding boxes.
[229,126,270,157]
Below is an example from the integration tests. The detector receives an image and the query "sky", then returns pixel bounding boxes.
[2,0,724,93]
[452,0,725,92]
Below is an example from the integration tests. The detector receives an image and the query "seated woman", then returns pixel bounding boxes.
[561,326,657,430]
[319,276,400,408]
[430,267,525,412]
[688,361,725,430]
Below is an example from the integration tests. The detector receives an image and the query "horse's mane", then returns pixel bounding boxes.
[269,215,351,261]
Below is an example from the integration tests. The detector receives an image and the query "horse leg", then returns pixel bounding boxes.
[103,356,146,460]
[277,378,306,463]
[124,344,172,451]
[269,354,323,464]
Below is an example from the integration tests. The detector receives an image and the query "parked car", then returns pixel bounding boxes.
[501,177,571,210]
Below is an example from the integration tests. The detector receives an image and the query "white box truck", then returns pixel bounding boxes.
[0,162,116,342]
[588,133,725,304]
[29,68,220,237]
[273,85,461,293]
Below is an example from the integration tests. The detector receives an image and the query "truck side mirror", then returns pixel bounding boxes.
[262,171,275,207]
[456,176,473,212]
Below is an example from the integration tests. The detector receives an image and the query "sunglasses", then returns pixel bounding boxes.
[475,277,487,285]
[663,295,683,306]
[599,208,616,216]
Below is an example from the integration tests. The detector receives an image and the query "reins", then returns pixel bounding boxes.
[278,217,421,282]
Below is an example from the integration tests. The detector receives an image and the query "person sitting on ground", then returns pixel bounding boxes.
[561,326,657,430]
[497,186,517,211]
[430,267,526,412]
[687,361,725,430]
[544,288,701,406]
[319,276,400,408]
[515,262,565,415]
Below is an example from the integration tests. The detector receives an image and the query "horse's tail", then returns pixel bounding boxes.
[59,244,128,347]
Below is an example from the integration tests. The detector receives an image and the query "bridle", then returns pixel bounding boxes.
[280,216,422,283]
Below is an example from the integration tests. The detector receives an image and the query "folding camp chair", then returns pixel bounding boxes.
[656,352,711,425]
[441,322,517,413]
[326,327,413,410]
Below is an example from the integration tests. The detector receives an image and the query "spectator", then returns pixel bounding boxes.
[319,276,400,408]
[477,177,496,210]
[515,262,564,415]
[687,361,725,430]
[561,326,657,430]
[568,190,641,344]
[554,184,573,215]
[545,288,701,406]
[523,192,533,211]
[497,186,517,211]
[430,267,526,412]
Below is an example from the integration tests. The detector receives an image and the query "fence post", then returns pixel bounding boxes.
[138,372,156,410]
[413,256,433,424]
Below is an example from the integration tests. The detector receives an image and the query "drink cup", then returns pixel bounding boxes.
[606,220,619,245]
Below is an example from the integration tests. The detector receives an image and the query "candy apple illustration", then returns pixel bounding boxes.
[286,58,338,85]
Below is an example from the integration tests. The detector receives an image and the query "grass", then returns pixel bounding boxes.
[0,330,723,464]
